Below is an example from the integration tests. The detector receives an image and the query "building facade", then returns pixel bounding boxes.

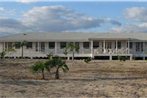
[0,32,147,60]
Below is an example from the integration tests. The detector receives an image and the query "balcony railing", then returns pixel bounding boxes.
[94,48,130,54]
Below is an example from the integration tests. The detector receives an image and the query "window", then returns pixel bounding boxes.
[75,42,80,48]
[60,42,66,49]
[7,42,13,49]
[35,42,38,51]
[5,42,13,50]
[49,42,55,49]
[41,42,45,52]
[136,42,143,52]
[118,41,121,49]
[26,42,32,49]
[106,42,112,49]
[93,42,99,49]
[83,42,89,49]
[15,42,20,49]
[129,42,133,49]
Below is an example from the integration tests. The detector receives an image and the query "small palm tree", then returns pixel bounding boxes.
[46,56,69,79]
[14,41,28,58]
[32,61,46,79]
[65,42,79,61]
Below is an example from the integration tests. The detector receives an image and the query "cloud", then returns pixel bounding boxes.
[17,0,59,3]
[0,7,4,11]
[0,5,121,36]
[17,0,41,3]
[111,7,147,33]
[124,7,147,22]
[22,6,121,32]
[111,23,147,33]
[0,18,30,34]
[0,7,16,19]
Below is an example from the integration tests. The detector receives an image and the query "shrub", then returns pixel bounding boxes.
[118,56,127,61]
[84,57,92,63]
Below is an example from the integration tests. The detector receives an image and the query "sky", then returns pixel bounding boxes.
[0,0,147,36]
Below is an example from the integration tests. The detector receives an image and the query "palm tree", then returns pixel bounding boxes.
[45,56,69,79]
[32,61,46,79]
[14,41,28,58]
[65,42,79,61]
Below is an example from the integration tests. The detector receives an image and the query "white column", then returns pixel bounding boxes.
[55,42,58,55]
[81,42,84,54]
[109,55,112,60]
[38,42,39,52]
[103,40,106,53]
[90,40,93,58]
[143,42,145,54]
[32,42,35,51]
[3,42,5,51]
[116,40,118,54]
[130,55,133,60]
[128,40,130,54]
[45,42,48,53]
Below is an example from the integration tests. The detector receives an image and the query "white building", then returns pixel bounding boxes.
[0,32,147,60]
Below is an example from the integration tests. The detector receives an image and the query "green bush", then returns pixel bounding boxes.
[84,57,92,63]
[118,56,127,61]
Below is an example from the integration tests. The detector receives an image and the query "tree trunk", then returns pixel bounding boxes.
[41,69,45,79]
[21,46,24,58]
[55,67,60,79]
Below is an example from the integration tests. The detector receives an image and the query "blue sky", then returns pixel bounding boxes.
[0,1,147,36]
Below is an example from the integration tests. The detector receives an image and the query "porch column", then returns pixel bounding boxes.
[90,40,93,58]
[127,40,130,54]
[55,42,58,55]
[103,40,106,53]
[45,42,48,53]
[38,42,39,52]
[130,55,133,60]
[13,42,16,50]
[109,55,112,60]
[143,42,145,54]
[116,40,118,54]
[32,42,35,51]
[3,42,5,51]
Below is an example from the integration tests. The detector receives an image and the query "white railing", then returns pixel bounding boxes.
[94,48,130,54]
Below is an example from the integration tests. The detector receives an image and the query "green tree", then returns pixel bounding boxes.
[0,48,15,59]
[0,51,6,59]
[45,56,69,79]
[84,57,92,63]
[32,61,46,79]
[14,41,28,58]
[64,42,79,61]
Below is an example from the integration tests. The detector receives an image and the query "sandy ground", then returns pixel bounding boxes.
[0,59,147,98]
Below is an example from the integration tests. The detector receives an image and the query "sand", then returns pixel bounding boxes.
[0,59,147,98]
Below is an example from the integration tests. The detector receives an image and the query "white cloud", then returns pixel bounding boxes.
[111,7,147,33]
[0,7,16,19]
[0,5,121,36]
[18,0,41,3]
[111,23,147,33]
[0,7,4,11]
[124,7,147,22]
[22,6,121,32]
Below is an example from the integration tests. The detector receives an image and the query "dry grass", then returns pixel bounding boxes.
[0,59,147,97]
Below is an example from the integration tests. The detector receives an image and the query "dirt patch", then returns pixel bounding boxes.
[0,59,147,97]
